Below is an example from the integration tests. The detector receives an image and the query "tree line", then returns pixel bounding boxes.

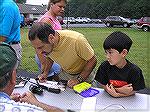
[16,0,150,19]
[65,0,150,19]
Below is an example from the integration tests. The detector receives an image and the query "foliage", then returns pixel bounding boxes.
[66,0,150,19]
[16,0,26,4]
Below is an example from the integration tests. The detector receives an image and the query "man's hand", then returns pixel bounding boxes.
[10,93,21,102]
[20,91,39,105]
[38,73,48,83]
[67,79,79,88]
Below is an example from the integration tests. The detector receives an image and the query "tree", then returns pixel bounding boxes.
[67,0,150,19]
[16,0,26,4]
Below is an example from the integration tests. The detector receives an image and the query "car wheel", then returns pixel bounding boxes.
[123,23,128,27]
[142,26,149,32]
[106,22,111,27]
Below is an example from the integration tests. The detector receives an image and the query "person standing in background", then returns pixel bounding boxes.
[38,0,66,30]
[0,0,22,71]
[35,0,67,81]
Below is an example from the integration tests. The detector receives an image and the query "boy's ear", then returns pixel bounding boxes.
[121,49,128,57]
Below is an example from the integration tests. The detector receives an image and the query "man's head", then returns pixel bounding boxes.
[0,43,17,95]
[28,22,56,55]
[103,31,132,53]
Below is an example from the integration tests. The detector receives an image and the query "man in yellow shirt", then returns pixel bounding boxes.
[28,22,97,88]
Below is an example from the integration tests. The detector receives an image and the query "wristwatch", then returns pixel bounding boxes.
[77,75,84,83]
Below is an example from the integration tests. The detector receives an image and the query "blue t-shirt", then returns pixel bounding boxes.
[0,0,21,43]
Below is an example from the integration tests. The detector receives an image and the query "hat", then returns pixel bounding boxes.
[0,43,17,77]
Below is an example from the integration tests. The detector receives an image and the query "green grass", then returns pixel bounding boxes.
[20,27,150,88]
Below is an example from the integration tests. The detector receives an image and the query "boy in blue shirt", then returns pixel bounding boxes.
[95,31,145,97]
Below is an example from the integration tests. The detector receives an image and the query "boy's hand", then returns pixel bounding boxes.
[115,84,133,94]
[105,84,119,97]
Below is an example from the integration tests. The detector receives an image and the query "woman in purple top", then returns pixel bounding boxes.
[35,0,67,81]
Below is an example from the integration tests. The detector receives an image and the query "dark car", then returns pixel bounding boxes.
[102,16,135,27]
[25,18,34,26]
[136,17,150,32]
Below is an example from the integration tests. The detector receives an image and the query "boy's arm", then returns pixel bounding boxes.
[115,84,135,95]
[101,84,135,97]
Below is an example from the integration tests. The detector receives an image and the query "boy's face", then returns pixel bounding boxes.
[105,48,125,67]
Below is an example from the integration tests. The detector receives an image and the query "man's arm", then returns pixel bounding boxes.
[79,55,97,80]
[20,92,64,112]
[38,57,54,82]
[67,55,97,88]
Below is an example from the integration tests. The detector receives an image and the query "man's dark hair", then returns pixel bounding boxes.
[103,31,133,53]
[28,22,55,43]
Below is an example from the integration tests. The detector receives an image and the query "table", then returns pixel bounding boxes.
[13,79,150,112]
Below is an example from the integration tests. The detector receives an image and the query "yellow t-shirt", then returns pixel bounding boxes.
[47,30,94,74]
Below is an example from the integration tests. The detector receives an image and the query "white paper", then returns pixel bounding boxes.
[80,97,96,112]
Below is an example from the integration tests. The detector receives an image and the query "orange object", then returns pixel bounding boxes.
[109,80,128,87]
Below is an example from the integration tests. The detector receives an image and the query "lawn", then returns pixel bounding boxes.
[20,27,150,88]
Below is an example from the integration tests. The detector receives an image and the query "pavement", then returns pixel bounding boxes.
[17,69,150,95]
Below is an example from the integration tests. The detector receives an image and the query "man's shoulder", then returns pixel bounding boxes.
[0,99,45,112]
[58,30,84,40]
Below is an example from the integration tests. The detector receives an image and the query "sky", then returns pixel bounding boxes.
[26,0,49,5]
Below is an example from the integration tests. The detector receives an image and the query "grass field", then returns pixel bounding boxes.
[20,27,150,88]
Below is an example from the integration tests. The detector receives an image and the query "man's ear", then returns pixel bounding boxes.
[10,70,16,85]
[48,34,54,43]
[121,49,128,57]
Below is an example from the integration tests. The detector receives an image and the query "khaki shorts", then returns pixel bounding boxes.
[59,70,96,84]
[10,43,22,68]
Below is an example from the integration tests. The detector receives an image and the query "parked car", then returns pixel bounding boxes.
[91,19,102,23]
[136,17,150,32]
[57,16,64,25]
[25,18,37,26]
[63,17,76,24]
[75,17,91,23]
[102,16,135,27]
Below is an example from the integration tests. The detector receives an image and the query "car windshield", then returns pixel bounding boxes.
[119,16,127,21]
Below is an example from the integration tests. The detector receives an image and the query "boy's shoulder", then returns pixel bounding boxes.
[100,61,110,67]
[126,60,142,71]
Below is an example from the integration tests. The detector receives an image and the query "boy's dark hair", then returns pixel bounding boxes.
[103,31,132,53]
[28,22,55,43]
